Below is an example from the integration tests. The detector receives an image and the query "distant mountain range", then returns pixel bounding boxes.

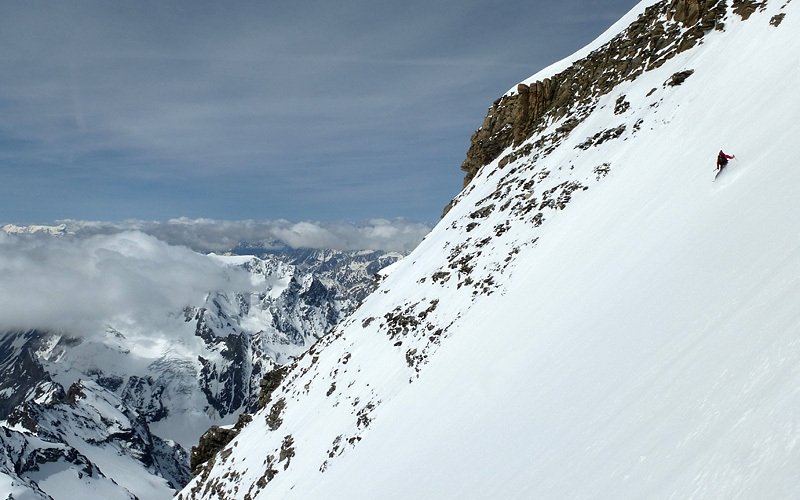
[2,223,67,236]
[0,245,403,499]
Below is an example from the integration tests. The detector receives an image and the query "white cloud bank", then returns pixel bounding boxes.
[0,230,253,333]
[0,218,431,333]
[52,218,433,254]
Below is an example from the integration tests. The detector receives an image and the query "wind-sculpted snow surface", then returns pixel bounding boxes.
[182,1,800,498]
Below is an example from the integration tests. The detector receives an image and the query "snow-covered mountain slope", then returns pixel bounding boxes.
[0,248,401,498]
[269,248,405,303]
[181,1,800,498]
[2,379,187,500]
[1,224,67,236]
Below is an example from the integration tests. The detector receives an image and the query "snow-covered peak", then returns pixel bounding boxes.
[2,223,67,236]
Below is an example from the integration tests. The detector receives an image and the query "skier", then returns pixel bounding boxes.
[716,150,735,172]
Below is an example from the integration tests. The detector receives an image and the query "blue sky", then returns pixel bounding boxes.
[1,0,637,225]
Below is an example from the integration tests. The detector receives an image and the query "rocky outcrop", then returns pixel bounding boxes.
[732,0,768,19]
[0,330,53,419]
[190,413,252,476]
[458,0,730,190]
[258,365,289,408]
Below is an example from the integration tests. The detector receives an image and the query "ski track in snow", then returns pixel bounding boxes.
[712,159,747,187]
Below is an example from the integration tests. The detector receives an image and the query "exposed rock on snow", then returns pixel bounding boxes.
[190,413,253,476]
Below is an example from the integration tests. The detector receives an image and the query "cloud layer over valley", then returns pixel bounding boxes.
[0,230,254,333]
[7,218,432,253]
[0,218,429,334]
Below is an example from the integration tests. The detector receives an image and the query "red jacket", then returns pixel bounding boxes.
[717,151,734,168]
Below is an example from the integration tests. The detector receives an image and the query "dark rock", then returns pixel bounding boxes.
[190,413,252,476]
[614,95,631,115]
[770,13,786,26]
[266,398,286,431]
[666,69,695,86]
[63,382,86,404]
[258,366,289,408]
[0,330,52,419]
[732,0,767,20]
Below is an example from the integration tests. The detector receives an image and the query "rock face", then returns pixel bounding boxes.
[258,247,405,304]
[190,413,253,476]
[732,0,768,19]
[458,0,731,190]
[0,330,52,419]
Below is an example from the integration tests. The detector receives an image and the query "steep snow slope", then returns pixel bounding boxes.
[183,1,800,498]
